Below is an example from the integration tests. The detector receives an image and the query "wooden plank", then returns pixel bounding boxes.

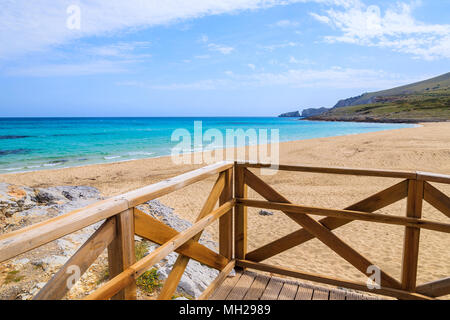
[134,209,229,270]
[121,161,233,207]
[198,260,236,300]
[219,168,233,259]
[423,182,450,219]
[226,271,256,300]
[0,198,128,263]
[312,288,329,300]
[417,171,450,185]
[295,286,313,300]
[238,198,450,233]
[210,272,243,300]
[235,166,248,262]
[243,169,401,290]
[329,290,346,300]
[260,277,284,300]
[158,173,226,300]
[416,277,450,298]
[346,291,365,300]
[236,162,417,179]
[85,201,234,300]
[108,209,136,300]
[246,179,408,262]
[278,282,298,300]
[236,260,432,300]
[243,274,270,300]
[401,180,423,291]
[34,218,116,300]
[365,294,380,300]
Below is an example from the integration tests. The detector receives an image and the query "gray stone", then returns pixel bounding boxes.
[34,189,62,204]
[259,210,274,216]
[0,183,36,216]
[136,201,221,298]
[12,258,30,266]
[0,183,102,221]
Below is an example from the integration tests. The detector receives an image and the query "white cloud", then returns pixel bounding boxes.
[247,63,256,70]
[289,56,314,65]
[199,35,209,43]
[271,20,300,28]
[5,41,152,76]
[208,43,235,55]
[235,67,419,89]
[262,42,300,51]
[118,79,228,90]
[118,66,427,91]
[309,13,330,24]
[0,0,367,59]
[8,60,131,77]
[0,0,310,59]
[85,41,152,61]
[289,56,299,63]
[195,54,211,59]
[198,33,234,55]
[310,1,450,60]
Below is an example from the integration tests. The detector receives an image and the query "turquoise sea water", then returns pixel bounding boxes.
[0,117,415,173]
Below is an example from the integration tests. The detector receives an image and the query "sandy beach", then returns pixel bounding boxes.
[1,122,449,290]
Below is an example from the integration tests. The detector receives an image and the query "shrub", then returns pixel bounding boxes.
[136,268,161,293]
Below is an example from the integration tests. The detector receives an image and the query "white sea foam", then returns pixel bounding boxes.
[43,163,58,167]
[1,167,24,171]
[127,151,154,156]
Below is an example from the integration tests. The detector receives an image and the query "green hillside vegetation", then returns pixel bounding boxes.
[309,72,450,123]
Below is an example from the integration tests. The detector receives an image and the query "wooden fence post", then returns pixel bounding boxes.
[107,208,136,300]
[235,165,248,265]
[219,167,233,259]
[401,179,424,291]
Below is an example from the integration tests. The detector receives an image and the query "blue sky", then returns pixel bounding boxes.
[0,0,449,117]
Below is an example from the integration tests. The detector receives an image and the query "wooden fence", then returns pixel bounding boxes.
[0,161,449,300]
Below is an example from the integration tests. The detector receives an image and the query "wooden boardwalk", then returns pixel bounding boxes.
[209,271,380,300]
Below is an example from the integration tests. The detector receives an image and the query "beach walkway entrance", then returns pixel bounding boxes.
[0,161,449,300]
[208,270,378,300]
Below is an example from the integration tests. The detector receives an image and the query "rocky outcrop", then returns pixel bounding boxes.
[278,111,301,117]
[333,93,373,108]
[0,183,102,230]
[301,107,330,117]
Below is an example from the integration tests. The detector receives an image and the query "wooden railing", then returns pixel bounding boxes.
[0,161,449,300]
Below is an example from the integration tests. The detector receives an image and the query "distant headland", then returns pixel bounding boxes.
[279,72,450,123]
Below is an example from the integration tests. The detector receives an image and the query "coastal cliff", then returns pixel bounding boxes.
[278,111,301,117]
[301,107,330,117]
[305,72,450,123]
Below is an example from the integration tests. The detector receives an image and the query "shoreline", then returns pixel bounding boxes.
[0,122,436,182]
[0,122,447,196]
[0,120,419,176]
[302,116,450,124]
